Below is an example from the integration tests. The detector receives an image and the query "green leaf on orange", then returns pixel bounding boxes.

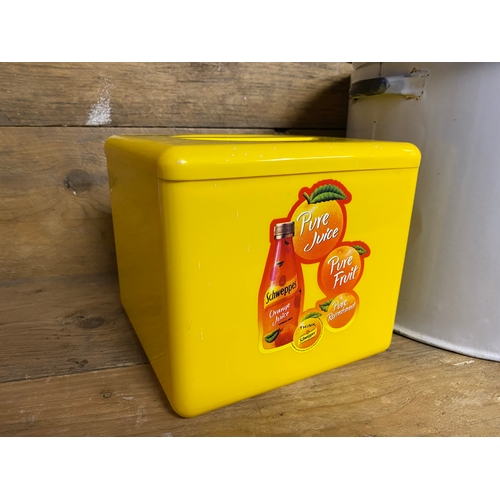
[302,311,322,321]
[309,184,347,204]
[353,245,367,255]
[319,298,334,312]
[264,329,280,343]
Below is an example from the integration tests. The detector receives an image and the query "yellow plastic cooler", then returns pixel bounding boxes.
[104,135,420,417]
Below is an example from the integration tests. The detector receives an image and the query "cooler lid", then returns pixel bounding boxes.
[104,134,420,181]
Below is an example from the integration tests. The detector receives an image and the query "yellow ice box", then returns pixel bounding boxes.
[104,135,420,417]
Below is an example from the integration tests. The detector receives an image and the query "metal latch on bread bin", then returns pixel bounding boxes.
[349,70,429,100]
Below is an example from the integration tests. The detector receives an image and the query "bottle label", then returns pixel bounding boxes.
[263,278,298,308]
[258,179,371,353]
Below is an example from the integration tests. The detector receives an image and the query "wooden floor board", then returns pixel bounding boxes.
[0,273,147,383]
[1,334,499,436]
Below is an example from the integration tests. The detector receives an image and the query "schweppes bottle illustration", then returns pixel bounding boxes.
[258,221,304,351]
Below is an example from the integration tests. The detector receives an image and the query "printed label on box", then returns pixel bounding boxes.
[258,180,371,353]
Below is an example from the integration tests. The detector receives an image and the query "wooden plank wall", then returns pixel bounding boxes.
[0,63,352,281]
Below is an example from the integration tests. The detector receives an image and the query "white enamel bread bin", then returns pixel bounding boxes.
[347,62,500,361]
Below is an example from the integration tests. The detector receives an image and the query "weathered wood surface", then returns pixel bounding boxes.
[1,334,499,436]
[0,273,147,383]
[0,63,352,128]
[2,127,346,280]
[0,126,129,280]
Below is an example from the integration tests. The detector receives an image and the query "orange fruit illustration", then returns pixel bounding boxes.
[274,323,295,347]
[321,293,358,330]
[292,312,323,351]
[291,199,344,262]
[319,245,363,296]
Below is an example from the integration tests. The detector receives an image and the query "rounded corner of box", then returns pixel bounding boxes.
[406,142,422,162]
[167,397,206,419]
[157,148,183,181]
[104,135,125,155]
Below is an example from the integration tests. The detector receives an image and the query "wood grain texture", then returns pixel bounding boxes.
[0,273,147,383]
[1,334,499,436]
[2,127,346,279]
[0,63,352,128]
[0,126,121,279]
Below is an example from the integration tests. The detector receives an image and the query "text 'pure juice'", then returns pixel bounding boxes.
[258,221,304,351]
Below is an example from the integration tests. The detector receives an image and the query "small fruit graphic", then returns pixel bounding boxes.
[292,311,323,351]
[319,243,368,296]
[290,183,348,262]
[274,323,295,347]
[320,292,358,330]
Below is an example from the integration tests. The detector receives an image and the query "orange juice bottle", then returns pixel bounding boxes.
[259,221,304,350]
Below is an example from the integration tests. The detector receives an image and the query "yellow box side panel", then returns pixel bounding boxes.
[107,160,175,401]
[140,166,420,417]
